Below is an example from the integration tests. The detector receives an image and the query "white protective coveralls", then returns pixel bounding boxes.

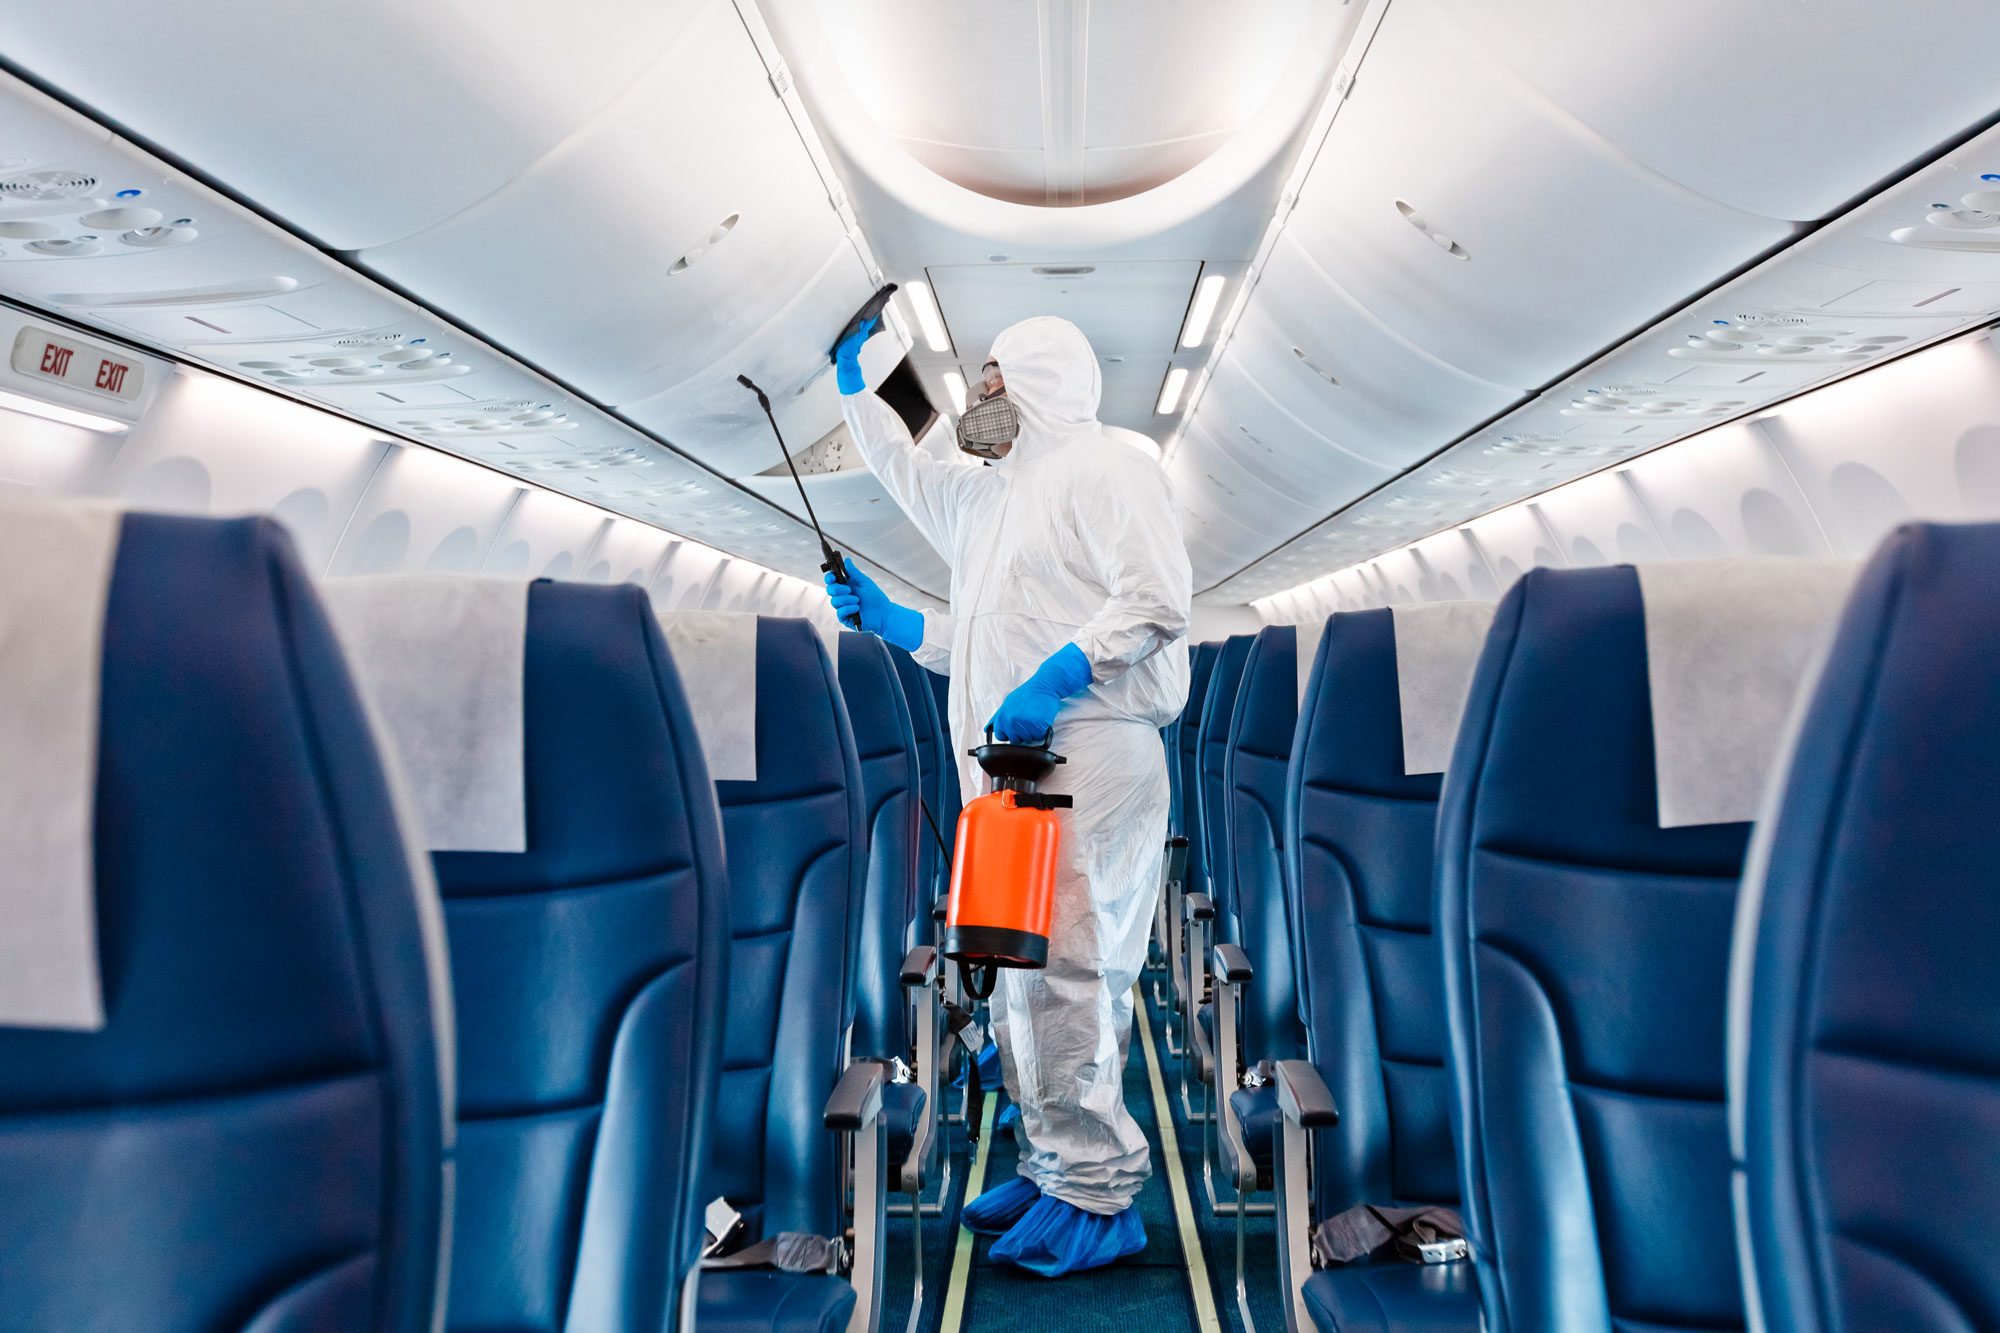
[841,316,1191,1212]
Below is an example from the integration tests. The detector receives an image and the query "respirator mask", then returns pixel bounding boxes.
[955,360,1019,459]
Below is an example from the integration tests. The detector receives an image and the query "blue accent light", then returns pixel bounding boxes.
[410,337,427,344]
[115,188,142,198]
[1713,319,1730,325]
[1983,174,2000,182]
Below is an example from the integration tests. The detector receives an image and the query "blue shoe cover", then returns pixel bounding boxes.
[997,1102,1019,1129]
[961,1175,1040,1236]
[989,1197,1147,1276]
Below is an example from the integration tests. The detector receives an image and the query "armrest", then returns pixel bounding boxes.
[899,945,937,986]
[1274,1059,1341,1128]
[1185,891,1216,922]
[932,894,949,924]
[1213,942,1254,984]
[824,1061,886,1131]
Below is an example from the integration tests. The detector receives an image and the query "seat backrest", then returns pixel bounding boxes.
[1438,566,1752,1333]
[1734,523,2000,1333]
[1175,641,1222,885]
[1199,634,1255,909]
[1222,625,1303,1063]
[889,646,945,943]
[1286,609,1457,1216]
[838,633,922,1062]
[0,513,451,1333]
[429,580,731,1333]
[710,617,868,1240]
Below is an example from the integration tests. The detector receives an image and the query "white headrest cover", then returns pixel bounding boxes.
[1292,617,1329,709]
[1391,601,1496,776]
[1637,558,1857,828]
[658,611,760,783]
[322,576,529,852]
[0,500,119,1030]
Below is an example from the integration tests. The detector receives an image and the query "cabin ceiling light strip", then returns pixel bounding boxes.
[1156,367,1190,415]
[941,369,968,418]
[1179,273,1227,348]
[0,385,129,432]
[907,280,952,353]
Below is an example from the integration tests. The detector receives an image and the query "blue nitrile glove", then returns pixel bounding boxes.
[988,643,1092,743]
[832,314,882,396]
[824,560,923,651]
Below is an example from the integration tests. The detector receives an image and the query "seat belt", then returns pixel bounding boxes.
[1312,1204,1468,1267]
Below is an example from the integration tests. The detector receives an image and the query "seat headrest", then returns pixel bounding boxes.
[1389,602,1495,776]
[0,500,122,1029]
[1233,627,1299,757]
[1451,566,1749,874]
[658,611,760,781]
[837,633,912,761]
[321,575,529,852]
[1297,609,1442,802]
[720,617,852,804]
[434,580,726,895]
[1201,635,1256,744]
[1634,559,1855,827]
[1182,641,1222,728]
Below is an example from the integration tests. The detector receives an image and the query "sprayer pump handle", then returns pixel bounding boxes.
[981,724,1056,750]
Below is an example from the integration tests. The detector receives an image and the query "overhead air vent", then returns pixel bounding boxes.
[0,169,98,201]
[1394,198,1469,260]
[670,212,740,275]
[1032,265,1095,276]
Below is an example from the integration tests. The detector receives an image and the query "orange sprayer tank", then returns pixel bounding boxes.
[942,731,1071,990]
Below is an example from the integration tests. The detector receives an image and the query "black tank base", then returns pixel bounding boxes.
[943,924,1048,970]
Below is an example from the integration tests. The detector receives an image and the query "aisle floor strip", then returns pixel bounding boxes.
[1137,985,1225,1333]
[936,1095,996,1333]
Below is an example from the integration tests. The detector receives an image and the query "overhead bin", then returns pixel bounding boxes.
[1437,0,2000,223]
[0,0,710,250]
[1225,235,1516,470]
[1185,360,1395,511]
[363,0,870,431]
[1280,0,1793,390]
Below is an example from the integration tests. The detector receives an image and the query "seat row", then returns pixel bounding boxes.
[0,506,967,1333]
[1156,524,2000,1333]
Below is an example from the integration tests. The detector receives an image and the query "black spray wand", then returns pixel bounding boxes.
[736,372,860,629]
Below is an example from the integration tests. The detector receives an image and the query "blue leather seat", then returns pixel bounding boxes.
[430,580,731,1332]
[837,634,925,1161]
[1175,642,1223,881]
[1215,626,1306,1179]
[698,617,870,1333]
[1734,523,2000,1332]
[887,646,945,944]
[924,668,961,901]
[1199,634,1256,910]
[1283,609,1475,1332]
[0,513,451,1331]
[1438,567,1752,1333]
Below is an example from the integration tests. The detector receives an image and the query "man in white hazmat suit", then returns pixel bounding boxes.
[823,312,1191,1275]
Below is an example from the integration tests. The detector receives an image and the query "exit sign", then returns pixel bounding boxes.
[10,326,146,405]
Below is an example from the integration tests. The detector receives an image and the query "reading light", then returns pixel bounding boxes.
[906,281,951,353]
[1180,273,1227,348]
[0,387,129,433]
[1156,367,1190,415]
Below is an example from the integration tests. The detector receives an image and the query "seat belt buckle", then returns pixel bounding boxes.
[702,1197,745,1259]
[1415,1237,1468,1265]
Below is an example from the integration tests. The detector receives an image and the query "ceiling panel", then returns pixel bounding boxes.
[0,0,707,250]
[1438,0,2000,222]
[1281,0,1793,390]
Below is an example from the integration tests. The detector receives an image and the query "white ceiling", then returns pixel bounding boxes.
[1,0,1997,611]
[824,0,1314,206]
